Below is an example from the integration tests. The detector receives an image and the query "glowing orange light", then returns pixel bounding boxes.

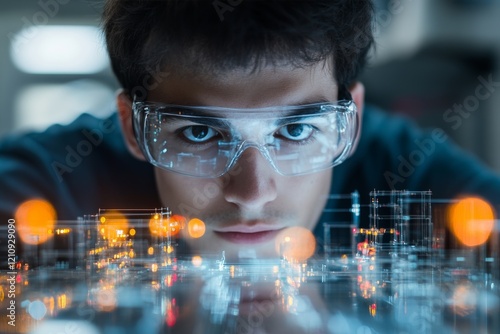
[165,274,174,287]
[149,214,182,237]
[357,241,376,256]
[449,197,495,247]
[172,214,187,229]
[451,283,476,317]
[149,214,162,236]
[47,297,55,314]
[359,280,372,291]
[168,217,181,237]
[15,199,56,245]
[95,287,117,312]
[275,227,316,262]
[192,255,203,267]
[357,241,370,256]
[188,218,206,239]
[164,273,179,287]
[98,210,129,241]
[369,303,377,317]
[57,294,68,309]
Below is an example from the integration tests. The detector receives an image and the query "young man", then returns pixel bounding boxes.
[1,0,500,262]
[106,0,371,260]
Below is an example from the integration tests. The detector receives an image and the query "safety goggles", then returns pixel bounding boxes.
[133,100,358,177]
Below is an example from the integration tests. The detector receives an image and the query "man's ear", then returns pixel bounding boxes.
[348,81,365,154]
[116,90,146,160]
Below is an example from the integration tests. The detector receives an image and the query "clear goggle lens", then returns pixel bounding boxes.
[133,101,358,177]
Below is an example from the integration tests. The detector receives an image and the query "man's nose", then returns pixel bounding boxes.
[223,147,278,211]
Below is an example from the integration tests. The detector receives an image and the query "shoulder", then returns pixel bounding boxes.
[0,113,129,188]
[358,104,436,147]
[353,104,452,162]
[0,113,156,220]
[0,113,125,155]
[334,104,500,203]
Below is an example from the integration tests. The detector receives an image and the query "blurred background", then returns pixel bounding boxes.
[1,0,500,171]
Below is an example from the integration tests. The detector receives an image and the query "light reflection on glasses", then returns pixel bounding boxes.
[133,101,358,177]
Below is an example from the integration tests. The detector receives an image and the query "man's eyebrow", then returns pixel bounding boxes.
[286,97,332,106]
[167,114,231,128]
[273,105,328,127]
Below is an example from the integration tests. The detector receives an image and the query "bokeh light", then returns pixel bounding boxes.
[165,299,178,327]
[449,197,495,247]
[188,218,206,239]
[275,227,316,262]
[15,199,56,245]
[99,210,129,241]
[168,216,182,237]
[369,303,377,317]
[28,300,47,320]
[192,255,203,267]
[172,214,187,229]
[149,214,162,235]
[94,286,117,312]
[451,283,477,317]
[149,214,184,237]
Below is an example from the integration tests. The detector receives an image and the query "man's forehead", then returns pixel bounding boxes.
[170,56,335,81]
[148,59,338,108]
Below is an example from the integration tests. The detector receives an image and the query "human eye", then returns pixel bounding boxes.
[276,123,315,141]
[181,125,220,143]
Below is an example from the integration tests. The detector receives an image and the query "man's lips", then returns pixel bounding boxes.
[213,225,285,244]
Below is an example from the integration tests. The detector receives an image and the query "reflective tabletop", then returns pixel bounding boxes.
[2,191,499,333]
[2,253,499,334]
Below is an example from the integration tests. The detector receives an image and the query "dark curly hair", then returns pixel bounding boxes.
[102,0,374,99]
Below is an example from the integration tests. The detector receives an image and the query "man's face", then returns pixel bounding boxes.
[127,61,345,260]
